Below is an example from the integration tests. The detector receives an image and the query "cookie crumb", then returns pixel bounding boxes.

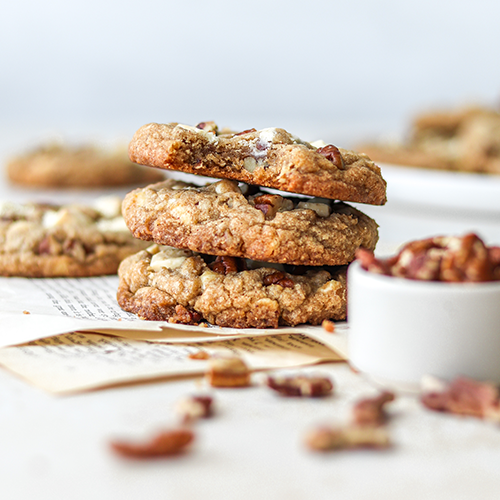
[22,310,30,315]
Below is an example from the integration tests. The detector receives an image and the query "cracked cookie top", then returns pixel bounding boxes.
[128,122,387,205]
[122,179,378,267]
[117,244,347,328]
[0,197,148,277]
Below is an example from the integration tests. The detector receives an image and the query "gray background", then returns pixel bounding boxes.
[1,0,499,153]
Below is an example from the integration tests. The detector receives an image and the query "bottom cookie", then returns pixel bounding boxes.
[117,245,347,329]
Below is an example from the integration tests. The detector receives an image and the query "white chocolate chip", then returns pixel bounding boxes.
[310,139,328,149]
[149,248,191,272]
[214,180,241,194]
[93,196,122,218]
[200,269,220,289]
[96,216,129,233]
[175,123,218,144]
[243,157,257,173]
[296,201,331,217]
[42,208,93,228]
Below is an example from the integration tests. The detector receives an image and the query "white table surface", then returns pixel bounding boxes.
[1,143,500,500]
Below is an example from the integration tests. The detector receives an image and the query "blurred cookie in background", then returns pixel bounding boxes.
[6,142,166,188]
[358,105,500,175]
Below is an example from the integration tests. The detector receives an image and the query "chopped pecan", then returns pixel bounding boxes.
[175,395,213,422]
[316,145,345,169]
[63,238,86,261]
[352,391,395,427]
[266,374,333,397]
[110,428,194,458]
[322,319,335,333]
[358,233,499,282]
[206,356,251,388]
[252,194,283,220]
[421,376,500,420]
[209,256,246,275]
[263,271,294,288]
[188,351,210,360]
[236,128,257,135]
[196,121,218,133]
[169,305,203,325]
[37,235,60,255]
[439,233,493,282]
[304,425,391,452]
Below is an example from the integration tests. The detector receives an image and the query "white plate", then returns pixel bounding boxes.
[380,163,500,214]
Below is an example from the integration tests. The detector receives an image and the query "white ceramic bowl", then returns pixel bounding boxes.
[347,260,500,390]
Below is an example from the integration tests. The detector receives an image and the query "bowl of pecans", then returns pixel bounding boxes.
[347,233,500,390]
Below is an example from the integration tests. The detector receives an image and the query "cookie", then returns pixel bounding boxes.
[0,197,148,277]
[117,244,347,328]
[122,179,378,267]
[6,143,165,188]
[359,105,500,175]
[128,122,387,205]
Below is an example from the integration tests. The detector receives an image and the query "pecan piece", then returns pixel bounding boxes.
[209,256,244,275]
[352,391,395,427]
[316,145,345,169]
[421,376,500,419]
[266,374,333,397]
[188,351,210,360]
[263,271,294,288]
[206,356,251,388]
[195,121,218,133]
[175,395,214,422]
[169,305,203,325]
[304,425,391,452]
[236,128,257,135]
[322,319,335,333]
[110,428,194,458]
[439,233,493,282]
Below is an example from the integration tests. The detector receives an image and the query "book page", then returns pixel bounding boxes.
[0,331,343,394]
[0,276,348,360]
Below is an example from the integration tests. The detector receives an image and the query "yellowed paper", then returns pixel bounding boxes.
[0,332,343,394]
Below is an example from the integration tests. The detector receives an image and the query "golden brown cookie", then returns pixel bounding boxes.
[6,143,165,188]
[0,198,148,277]
[117,244,347,328]
[358,105,500,175]
[122,179,378,267]
[128,122,387,205]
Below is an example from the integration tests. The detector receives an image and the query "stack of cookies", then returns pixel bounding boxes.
[117,122,386,328]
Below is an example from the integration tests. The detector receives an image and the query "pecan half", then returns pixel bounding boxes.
[352,391,395,427]
[206,356,251,388]
[266,374,333,397]
[421,376,500,419]
[304,425,391,452]
[263,271,294,288]
[316,145,345,169]
[175,395,213,422]
[110,428,194,458]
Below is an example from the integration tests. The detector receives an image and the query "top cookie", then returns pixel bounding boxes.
[128,122,387,205]
[7,143,166,188]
